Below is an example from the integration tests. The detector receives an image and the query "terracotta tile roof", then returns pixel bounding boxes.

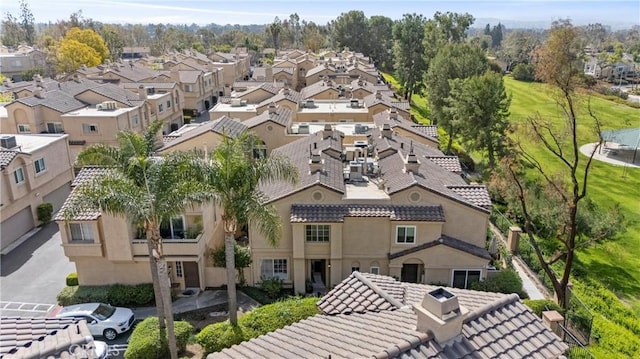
[0,317,80,356]
[256,89,303,107]
[54,166,112,221]
[15,90,87,113]
[210,116,248,138]
[243,107,293,128]
[425,156,462,172]
[0,151,18,168]
[388,235,492,261]
[210,273,568,359]
[446,185,492,208]
[81,83,144,107]
[300,81,340,98]
[290,204,445,223]
[160,116,247,150]
[273,67,294,75]
[373,112,437,141]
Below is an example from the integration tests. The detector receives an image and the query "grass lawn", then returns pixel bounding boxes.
[504,76,640,314]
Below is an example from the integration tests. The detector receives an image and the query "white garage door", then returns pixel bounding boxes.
[1,206,34,251]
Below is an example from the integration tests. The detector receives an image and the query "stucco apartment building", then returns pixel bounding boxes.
[0,134,74,252]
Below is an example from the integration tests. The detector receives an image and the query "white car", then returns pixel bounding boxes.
[56,302,135,341]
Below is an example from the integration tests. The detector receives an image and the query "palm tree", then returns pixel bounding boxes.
[206,131,298,325]
[62,121,212,359]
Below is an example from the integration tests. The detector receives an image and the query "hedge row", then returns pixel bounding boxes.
[196,296,319,354]
[57,283,154,307]
[124,317,192,359]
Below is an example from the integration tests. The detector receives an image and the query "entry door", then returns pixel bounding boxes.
[401,264,419,283]
[310,259,326,285]
[183,262,200,288]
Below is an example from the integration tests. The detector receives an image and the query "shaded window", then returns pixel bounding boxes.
[396,226,415,244]
[34,158,46,173]
[260,259,288,280]
[160,216,185,239]
[69,223,94,242]
[14,168,24,184]
[452,270,481,289]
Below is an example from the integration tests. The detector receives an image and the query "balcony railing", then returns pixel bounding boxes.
[131,232,205,257]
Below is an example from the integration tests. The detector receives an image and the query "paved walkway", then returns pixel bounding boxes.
[580,142,640,168]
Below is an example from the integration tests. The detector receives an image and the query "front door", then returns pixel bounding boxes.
[183,262,200,288]
[401,264,419,283]
[310,259,326,286]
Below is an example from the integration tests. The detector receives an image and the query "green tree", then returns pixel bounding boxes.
[204,132,298,325]
[445,71,512,169]
[423,12,475,80]
[368,15,394,71]
[425,42,487,130]
[301,21,326,54]
[498,30,542,70]
[99,25,125,61]
[393,13,426,100]
[62,121,213,359]
[1,12,23,47]
[19,0,35,45]
[212,244,252,286]
[267,17,283,53]
[498,20,612,309]
[331,10,369,54]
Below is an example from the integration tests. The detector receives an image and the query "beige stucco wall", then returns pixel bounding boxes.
[75,257,151,285]
[159,131,222,155]
[238,89,273,104]
[307,90,340,100]
[245,122,294,155]
[4,102,66,134]
[391,187,489,248]
[296,109,370,124]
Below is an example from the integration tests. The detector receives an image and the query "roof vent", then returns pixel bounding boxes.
[405,142,420,173]
[414,288,468,343]
[381,123,392,139]
[375,90,382,100]
[322,124,333,139]
[309,151,324,173]
[268,102,277,115]
[389,108,398,120]
[0,135,17,149]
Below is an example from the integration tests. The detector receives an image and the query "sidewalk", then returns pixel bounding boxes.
[131,289,261,320]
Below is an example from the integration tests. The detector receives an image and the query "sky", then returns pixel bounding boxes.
[1,0,639,29]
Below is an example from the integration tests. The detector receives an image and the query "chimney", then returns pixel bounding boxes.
[265,64,273,82]
[389,108,398,121]
[282,86,290,96]
[34,74,42,86]
[33,86,45,99]
[375,90,382,100]
[268,102,277,115]
[170,67,180,83]
[404,142,420,173]
[357,76,363,86]
[309,151,324,173]
[414,288,468,343]
[138,85,147,100]
[322,124,333,139]
[381,123,392,139]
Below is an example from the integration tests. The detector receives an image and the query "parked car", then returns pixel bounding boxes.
[56,303,135,340]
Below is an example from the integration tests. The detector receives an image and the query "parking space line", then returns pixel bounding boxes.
[0,301,55,313]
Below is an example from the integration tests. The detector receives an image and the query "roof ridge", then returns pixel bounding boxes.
[353,271,404,309]
[463,293,520,323]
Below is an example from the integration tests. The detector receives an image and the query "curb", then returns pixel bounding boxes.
[1,227,42,255]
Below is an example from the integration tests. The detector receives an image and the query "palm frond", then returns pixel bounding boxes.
[76,144,122,167]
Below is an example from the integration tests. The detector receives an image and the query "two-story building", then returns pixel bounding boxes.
[0,134,74,252]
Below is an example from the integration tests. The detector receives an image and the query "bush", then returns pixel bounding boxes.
[240,286,274,305]
[124,317,193,359]
[511,63,536,82]
[471,270,527,298]
[259,277,283,299]
[57,283,154,307]
[36,203,53,224]
[196,297,319,355]
[523,299,564,317]
[66,273,79,287]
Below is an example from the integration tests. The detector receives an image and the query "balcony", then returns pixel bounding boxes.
[62,241,103,257]
[131,232,206,257]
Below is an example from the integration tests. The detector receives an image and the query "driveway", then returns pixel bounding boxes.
[0,222,75,317]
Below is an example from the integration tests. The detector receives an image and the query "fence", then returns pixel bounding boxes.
[565,288,594,345]
[559,324,595,359]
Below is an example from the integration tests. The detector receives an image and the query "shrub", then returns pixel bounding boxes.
[57,283,154,306]
[523,299,564,317]
[259,277,283,299]
[511,63,536,82]
[240,286,274,305]
[124,317,193,359]
[66,273,79,286]
[471,270,527,298]
[196,297,319,355]
[36,203,53,224]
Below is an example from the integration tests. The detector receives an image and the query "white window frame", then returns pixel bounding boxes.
[46,122,64,133]
[370,266,380,275]
[13,167,25,184]
[82,123,99,134]
[451,269,482,289]
[34,158,46,174]
[132,114,139,126]
[260,258,288,281]
[17,124,31,133]
[68,223,94,242]
[395,225,416,244]
[175,261,183,277]
[305,224,330,242]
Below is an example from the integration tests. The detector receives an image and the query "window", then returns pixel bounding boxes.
[351,266,360,272]
[69,223,94,242]
[370,266,380,275]
[396,226,415,244]
[175,261,183,277]
[17,124,30,133]
[13,168,24,184]
[82,123,98,134]
[184,85,192,92]
[160,216,185,239]
[159,103,164,112]
[34,158,45,174]
[452,270,481,289]
[46,122,64,133]
[305,224,330,242]
[260,259,288,280]
[167,100,171,108]
[132,114,139,126]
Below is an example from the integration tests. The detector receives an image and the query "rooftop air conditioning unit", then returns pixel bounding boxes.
[100,101,117,110]
[0,135,17,149]
[305,99,315,108]
[230,98,242,107]
[298,123,309,134]
[348,161,363,181]
[353,140,368,148]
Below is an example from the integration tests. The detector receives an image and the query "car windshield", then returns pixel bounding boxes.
[92,303,116,320]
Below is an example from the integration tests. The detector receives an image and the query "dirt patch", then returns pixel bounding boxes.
[182,343,205,359]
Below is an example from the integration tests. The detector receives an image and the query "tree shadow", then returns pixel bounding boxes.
[574,258,640,299]
[0,222,59,276]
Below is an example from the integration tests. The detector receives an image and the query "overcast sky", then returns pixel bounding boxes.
[1,0,638,28]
